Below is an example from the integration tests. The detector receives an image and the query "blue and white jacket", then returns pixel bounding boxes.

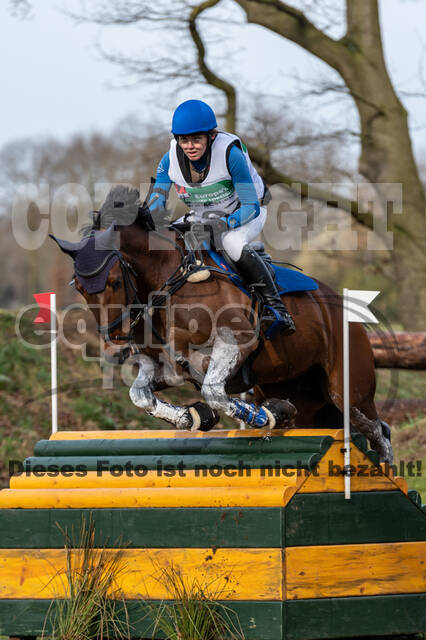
[148,131,266,229]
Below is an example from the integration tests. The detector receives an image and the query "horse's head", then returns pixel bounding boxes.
[50,223,142,365]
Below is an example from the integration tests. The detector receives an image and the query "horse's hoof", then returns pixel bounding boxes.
[188,401,220,432]
[381,419,391,442]
[263,398,297,428]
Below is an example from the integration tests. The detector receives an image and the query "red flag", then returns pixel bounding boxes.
[33,292,53,324]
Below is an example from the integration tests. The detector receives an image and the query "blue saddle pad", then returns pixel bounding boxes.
[207,249,318,295]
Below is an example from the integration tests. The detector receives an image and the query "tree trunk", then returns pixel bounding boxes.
[234,0,426,328]
[342,1,426,329]
[369,332,426,369]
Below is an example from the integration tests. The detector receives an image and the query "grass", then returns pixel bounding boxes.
[147,564,244,640]
[375,368,426,402]
[44,516,130,640]
[391,413,426,499]
[375,368,426,501]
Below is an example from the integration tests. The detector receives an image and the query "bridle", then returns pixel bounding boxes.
[71,218,253,376]
[74,250,143,361]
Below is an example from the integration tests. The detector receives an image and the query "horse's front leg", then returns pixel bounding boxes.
[201,328,296,429]
[129,354,218,430]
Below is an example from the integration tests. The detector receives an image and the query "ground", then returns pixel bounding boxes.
[0,309,425,501]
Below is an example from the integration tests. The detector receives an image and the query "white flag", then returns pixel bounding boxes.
[344,289,380,324]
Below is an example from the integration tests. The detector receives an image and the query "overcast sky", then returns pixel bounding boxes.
[1,0,426,162]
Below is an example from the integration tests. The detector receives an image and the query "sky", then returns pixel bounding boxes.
[1,0,426,162]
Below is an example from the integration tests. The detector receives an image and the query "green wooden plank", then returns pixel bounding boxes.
[285,594,426,639]
[0,507,282,548]
[364,449,380,466]
[285,491,426,546]
[22,452,321,472]
[350,433,368,453]
[122,601,283,640]
[34,435,333,457]
[0,599,283,639]
[408,489,422,507]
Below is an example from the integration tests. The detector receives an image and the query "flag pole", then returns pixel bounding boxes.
[50,293,58,434]
[343,288,351,499]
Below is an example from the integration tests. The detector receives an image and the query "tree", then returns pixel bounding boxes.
[232,0,426,329]
[11,0,426,328]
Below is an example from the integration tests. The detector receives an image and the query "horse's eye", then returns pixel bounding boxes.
[111,279,122,291]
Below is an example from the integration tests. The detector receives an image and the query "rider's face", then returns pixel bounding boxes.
[178,133,209,161]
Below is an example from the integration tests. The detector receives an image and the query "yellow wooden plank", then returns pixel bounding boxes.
[10,468,303,490]
[49,428,342,441]
[285,541,426,599]
[393,476,408,494]
[0,485,297,508]
[0,548,282,601]
[298,441,400,493]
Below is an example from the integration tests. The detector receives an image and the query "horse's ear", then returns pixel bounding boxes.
[135,177,156,231]
[49,234,88,257]
[94,224,119,250]
[136,203,156,231]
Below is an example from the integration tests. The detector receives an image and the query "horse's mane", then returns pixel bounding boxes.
[79,185,144,237]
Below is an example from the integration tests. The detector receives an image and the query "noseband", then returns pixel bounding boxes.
[74,251,143,358]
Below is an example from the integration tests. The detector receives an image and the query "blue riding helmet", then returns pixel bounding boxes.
[172,100,217,135]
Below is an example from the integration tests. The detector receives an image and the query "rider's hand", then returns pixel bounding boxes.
[204,216,228,236]
[147,192,166,213]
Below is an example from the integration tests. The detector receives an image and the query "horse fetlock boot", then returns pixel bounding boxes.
[231,398,275,428]
[235,245,296,337]
[263,398,297,428]
[187,401,220,432]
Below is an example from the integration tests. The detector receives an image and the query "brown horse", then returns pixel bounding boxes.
[51,186,392,462]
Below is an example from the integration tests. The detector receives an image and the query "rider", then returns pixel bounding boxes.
[147,99,296,335]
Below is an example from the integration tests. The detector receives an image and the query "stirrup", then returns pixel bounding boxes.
[262,306,296,339]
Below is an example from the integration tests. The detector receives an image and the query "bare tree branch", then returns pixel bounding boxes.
[98,46,196,86]
[8,0,32,19]
[66,0,189,25]
[233,0,353,74]
[189,0,237,131]
[248,144,374,230]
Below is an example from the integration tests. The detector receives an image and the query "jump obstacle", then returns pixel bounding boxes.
[0,427,425,638]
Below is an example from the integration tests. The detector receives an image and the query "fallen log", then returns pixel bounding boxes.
[369,332,426,369]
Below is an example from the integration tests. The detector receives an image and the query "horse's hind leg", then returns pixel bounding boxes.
[327,324,393,463]
[129,354,218,430]
[350,406,393,463]
[201,328,296,428]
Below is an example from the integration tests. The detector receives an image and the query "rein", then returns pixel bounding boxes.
[138,223,262,387]
[96,256,143,344]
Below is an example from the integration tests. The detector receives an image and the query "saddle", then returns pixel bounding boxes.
[170,219,318,295]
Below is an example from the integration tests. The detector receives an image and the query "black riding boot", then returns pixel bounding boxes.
[235,245,296,336]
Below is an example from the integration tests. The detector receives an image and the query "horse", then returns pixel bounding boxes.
[51,186,393,462]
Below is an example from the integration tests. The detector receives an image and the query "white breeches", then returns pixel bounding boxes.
[176,206,267,262]
[221,206,267,261]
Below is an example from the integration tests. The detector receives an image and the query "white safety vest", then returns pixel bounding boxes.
[168,131,265,215]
